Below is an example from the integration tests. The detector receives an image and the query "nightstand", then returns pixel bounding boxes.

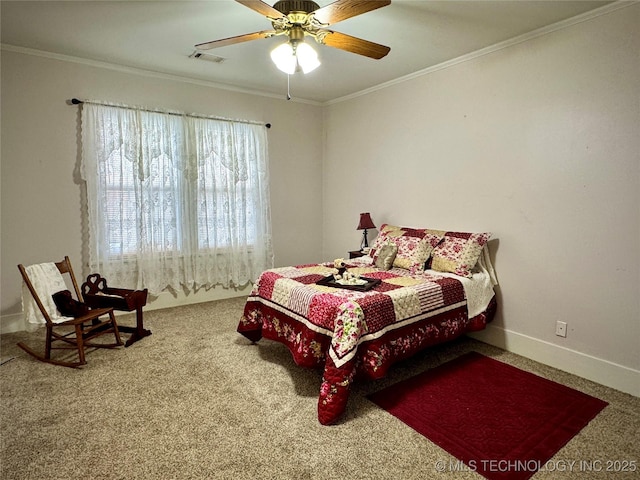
[348,250,365,259]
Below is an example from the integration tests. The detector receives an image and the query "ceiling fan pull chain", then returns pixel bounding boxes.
[287,74,291,101]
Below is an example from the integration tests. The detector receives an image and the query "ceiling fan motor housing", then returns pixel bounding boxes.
[273,0,320,15]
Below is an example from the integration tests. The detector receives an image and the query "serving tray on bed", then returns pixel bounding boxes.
[316,275,381,291]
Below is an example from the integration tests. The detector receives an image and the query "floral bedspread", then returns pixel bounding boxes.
[238,261,495,425]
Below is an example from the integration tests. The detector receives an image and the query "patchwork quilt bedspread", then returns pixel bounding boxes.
[238,260,496,425]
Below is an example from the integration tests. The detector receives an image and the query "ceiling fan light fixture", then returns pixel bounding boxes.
[196,0,390,74]
[270,39,320,75]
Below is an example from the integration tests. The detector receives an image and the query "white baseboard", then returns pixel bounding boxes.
[1,313,25,334]
[143,284,252,312]
[469,325,640,397]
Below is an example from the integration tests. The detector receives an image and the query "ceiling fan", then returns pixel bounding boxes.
[196,0,391,74]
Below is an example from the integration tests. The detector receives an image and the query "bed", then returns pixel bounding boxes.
[237,225,498,424]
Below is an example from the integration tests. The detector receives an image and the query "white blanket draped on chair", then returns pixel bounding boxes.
[21,263,73,331]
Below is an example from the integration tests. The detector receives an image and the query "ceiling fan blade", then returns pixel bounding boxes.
[313,0,391,26]
[235,0,286,20]
[321,30,390,59]
[196,30,276,50]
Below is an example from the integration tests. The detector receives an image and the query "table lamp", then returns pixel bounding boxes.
[357,212,376,251]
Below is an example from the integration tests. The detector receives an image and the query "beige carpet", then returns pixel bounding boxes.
[1,297,638,479]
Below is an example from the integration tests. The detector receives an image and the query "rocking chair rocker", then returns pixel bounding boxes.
[17,256,123,368]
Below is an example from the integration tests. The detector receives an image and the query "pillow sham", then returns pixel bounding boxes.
[431,231,492,278]
[374,243,398,270]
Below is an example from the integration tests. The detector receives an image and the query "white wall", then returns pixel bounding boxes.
[1,50,324,330]
[322,5,639,394]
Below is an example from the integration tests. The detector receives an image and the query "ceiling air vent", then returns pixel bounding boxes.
[189,51,226,64]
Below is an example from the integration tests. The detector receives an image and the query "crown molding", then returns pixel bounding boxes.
[0,43,323,107]
[325,0,637,106]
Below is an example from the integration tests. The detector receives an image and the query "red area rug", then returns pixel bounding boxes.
[368,352,608,480]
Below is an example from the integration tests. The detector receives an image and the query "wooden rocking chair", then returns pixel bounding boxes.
[17,256,123,368]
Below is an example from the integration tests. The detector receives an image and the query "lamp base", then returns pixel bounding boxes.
[360,229,369,251]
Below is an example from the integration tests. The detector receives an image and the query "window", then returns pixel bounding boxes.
[81,102,273,293]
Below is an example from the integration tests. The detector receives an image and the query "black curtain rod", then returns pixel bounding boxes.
[69,98,271,129]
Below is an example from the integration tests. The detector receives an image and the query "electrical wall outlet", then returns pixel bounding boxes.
[555,321,567,337]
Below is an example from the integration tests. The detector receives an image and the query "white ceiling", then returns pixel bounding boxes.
[1,0,614,103]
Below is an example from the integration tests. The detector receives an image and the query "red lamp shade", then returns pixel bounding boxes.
[357,212,376,230]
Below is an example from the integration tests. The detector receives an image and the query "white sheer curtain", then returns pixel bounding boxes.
[81,102,273,294]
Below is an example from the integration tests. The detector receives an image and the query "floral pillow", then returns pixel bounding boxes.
[371,224,445,274]
[431,231,492,278]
